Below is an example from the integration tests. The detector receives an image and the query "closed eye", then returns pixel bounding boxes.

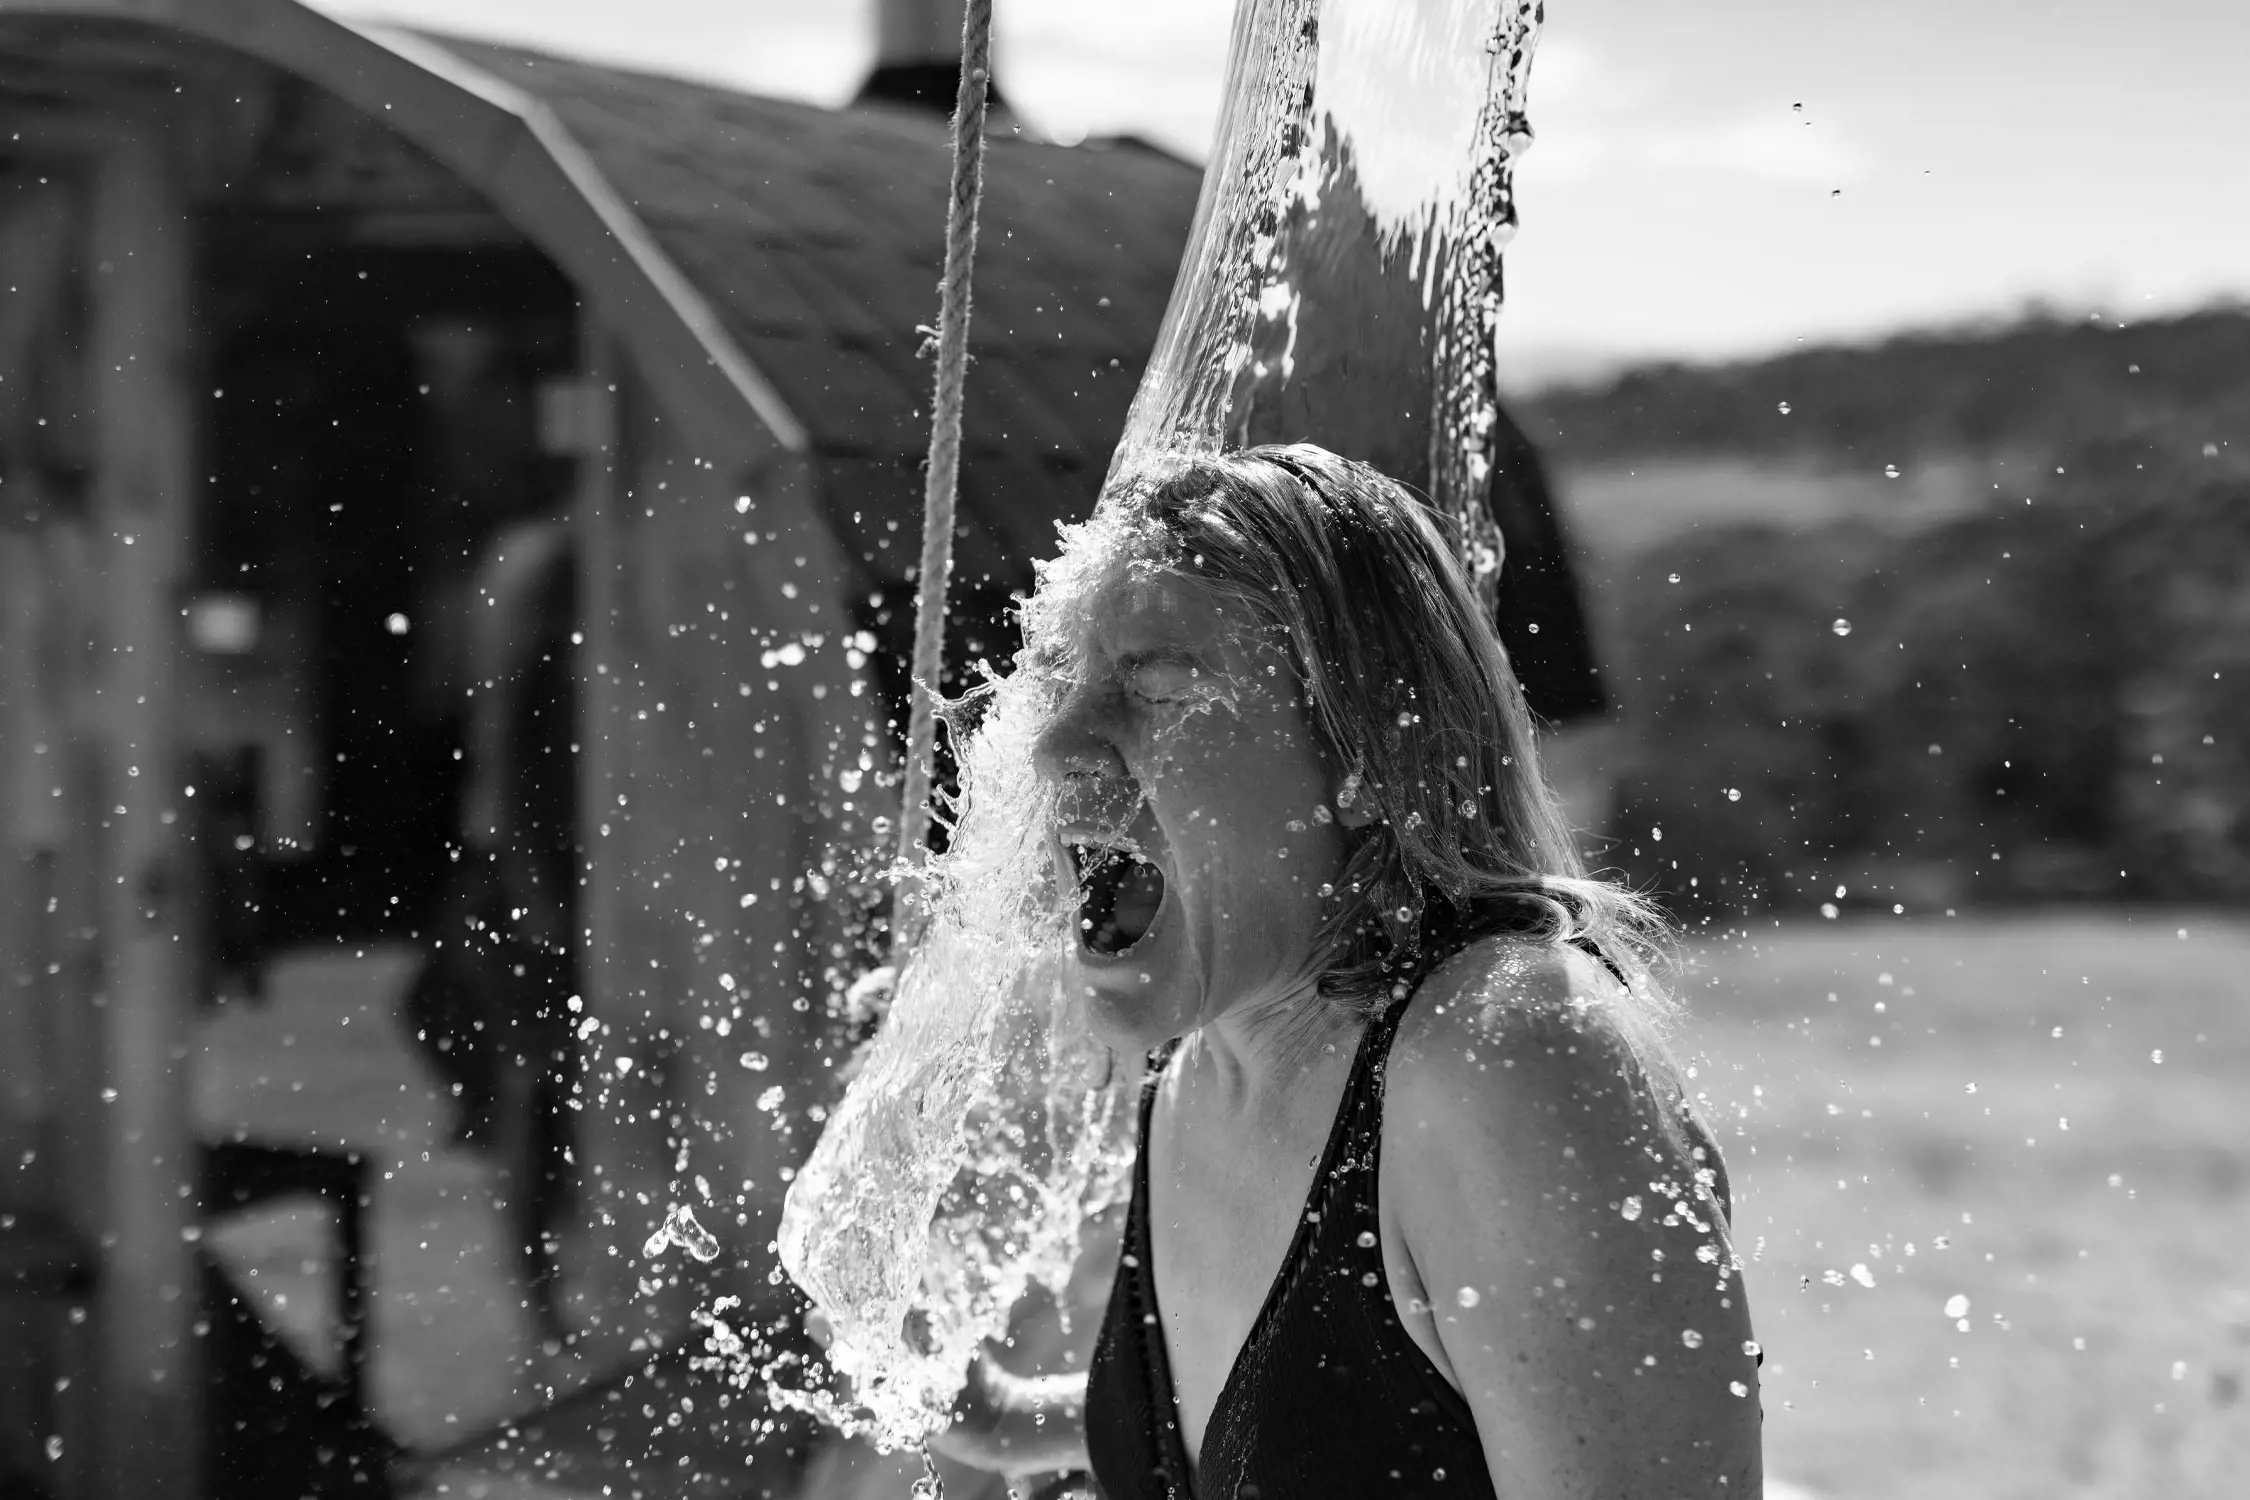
[1124,656,1200,704]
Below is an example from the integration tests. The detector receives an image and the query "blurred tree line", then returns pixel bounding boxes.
[1520,308,2250,920]
[1522,303,2250,468]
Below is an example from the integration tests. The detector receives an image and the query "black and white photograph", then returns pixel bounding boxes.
[1,2,2243,1498]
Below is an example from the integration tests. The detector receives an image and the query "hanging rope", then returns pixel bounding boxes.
[895,0,997,888]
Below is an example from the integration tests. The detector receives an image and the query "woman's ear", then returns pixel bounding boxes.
[1331,768,1377,829]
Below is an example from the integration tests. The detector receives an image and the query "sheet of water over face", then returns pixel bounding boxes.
[1119,0,1544,596]
[770,0,1545,1451]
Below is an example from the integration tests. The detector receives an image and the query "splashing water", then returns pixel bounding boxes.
[772,669,1135,1446]
[772,0,1549,1452]
[644,1202,721,1263]
[1116,0,1547,606]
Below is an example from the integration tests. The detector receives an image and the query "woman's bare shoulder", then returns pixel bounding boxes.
[1384,935,1688,1186]
[1380,939,1761,1496]
[1392,936,1645,1086]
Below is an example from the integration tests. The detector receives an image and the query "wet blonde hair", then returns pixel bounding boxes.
[1108,444,1679,1046]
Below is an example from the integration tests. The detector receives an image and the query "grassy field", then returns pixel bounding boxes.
[1552,455,1993,558]
[1677,910,2250,1500]
[196,915,2247,1497]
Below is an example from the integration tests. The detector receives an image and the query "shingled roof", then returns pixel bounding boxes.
[409,34,1601,720]
[423,33,1200,593]
[0,0,1600,719]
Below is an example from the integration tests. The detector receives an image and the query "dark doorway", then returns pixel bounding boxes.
[186,234,585,1498]
[194,240,580,946]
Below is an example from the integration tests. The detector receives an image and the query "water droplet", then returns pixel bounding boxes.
[1883,463,1901,479]
[1356,1230,1379,1248]
[1578,1315,1597,1331]
[1850,1263,1876,1288]
[384,613,410,636]
[2151,1049,2164,1064]
[1724,788,1741,802]
[1619,1195,1643,1221]
[643,1202,720,1263]
[1729,1380,1750,1397]
[1944,1294,1970,1319]
[1776,401,1791,415]
[1456,1286,1481,1308]
[1742,1339,1762,1357]
[1831,618,1853,637]
[1667,572,1681,584]
[45,1437,62,1461]
[1681,1328,1704,1348]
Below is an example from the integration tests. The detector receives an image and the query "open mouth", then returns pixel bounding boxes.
[1067,842,1166,956]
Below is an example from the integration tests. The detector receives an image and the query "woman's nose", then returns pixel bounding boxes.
[1031,682,1147,837]
[1030,681,1126,786]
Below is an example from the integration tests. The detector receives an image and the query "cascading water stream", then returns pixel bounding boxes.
[756,0,1549,1453]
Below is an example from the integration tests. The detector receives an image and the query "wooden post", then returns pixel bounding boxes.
[85,127,202,1500]
[570,328,867,1345]
[572,328,625,1139]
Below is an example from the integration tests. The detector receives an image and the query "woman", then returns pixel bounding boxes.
[935,444,1761,1497]
[407,514,582,1359]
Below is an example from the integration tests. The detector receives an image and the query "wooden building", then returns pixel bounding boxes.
[0,1,1204,1493]
[0,2,1600,1495]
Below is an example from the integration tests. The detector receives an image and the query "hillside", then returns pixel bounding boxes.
[1517,304,2250,470]
[1518,306,2250,918]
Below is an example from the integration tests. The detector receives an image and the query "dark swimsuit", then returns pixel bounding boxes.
[1083,911,1740,1500]
[1084,973,1500,1499]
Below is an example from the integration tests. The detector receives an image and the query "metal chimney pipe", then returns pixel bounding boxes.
[858,0,1006,114]
[874,0,969,68]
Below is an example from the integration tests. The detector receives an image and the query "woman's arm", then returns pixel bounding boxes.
[931,1197,1121,1475]
[460,518,573,850]
[1387,948,1763,1497]
[931,1359,1090,1474]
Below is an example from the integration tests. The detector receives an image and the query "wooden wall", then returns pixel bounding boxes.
[0,170,88,1226]
[0,513,111,1500]
[87,125,207,1500]
[0,126,204,1498]
[567,334,875,1362]
[0,24,893,1468]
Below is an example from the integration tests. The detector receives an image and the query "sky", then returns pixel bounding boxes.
[323,0,2250,384]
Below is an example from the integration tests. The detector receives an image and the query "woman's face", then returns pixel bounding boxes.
[1030,561,1350,1051]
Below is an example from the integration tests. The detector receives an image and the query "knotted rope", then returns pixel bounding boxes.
[894,0,997,897]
